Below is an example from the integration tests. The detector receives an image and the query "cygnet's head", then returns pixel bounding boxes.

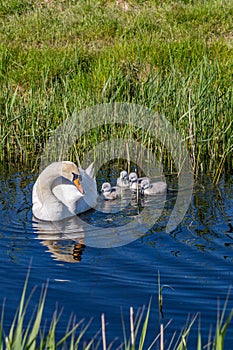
[141,179,150,190]
[129,172,138,183]
[101,182,112,193]
[120,170,128,180]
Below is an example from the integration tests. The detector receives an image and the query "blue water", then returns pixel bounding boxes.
[0,168,233,349]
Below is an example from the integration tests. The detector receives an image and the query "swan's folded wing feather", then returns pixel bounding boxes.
[84,162,95,179]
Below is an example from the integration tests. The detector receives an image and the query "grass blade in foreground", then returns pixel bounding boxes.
[1,273,233,349]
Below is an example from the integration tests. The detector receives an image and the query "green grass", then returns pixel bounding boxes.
[0,0,232,181]
[1,272,233,350]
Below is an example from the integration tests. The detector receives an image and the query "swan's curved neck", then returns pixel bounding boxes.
[36,163,64,203]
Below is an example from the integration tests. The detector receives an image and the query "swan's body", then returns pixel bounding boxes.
[140,179,167,195]
[32,161,98,221]
[100,182,120,200]
[116,170,130,188]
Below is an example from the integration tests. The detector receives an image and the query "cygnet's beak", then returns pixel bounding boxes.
[73,173,85,195]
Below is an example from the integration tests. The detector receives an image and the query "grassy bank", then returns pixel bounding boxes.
[0,0,232,180]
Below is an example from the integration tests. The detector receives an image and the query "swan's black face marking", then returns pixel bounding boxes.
[72,172,84,195]
[72,172,82,182]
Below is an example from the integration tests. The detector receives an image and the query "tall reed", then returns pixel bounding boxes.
[0,0,232,181]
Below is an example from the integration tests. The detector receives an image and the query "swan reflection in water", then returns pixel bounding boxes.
[33,200,139,263]
[33,215,87,263]
[33,191,167,263]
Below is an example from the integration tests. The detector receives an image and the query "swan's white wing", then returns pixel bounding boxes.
[33,178,75,221]
[84,162,95,179]
[76,168,98,213]
[52,177,83,214]
[52,169,98,215]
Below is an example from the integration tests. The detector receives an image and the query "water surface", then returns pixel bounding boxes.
[0,168,232,348]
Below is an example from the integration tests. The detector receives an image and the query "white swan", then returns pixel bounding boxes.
[100,182,121,200]
[116,170,130,188]
[32,161,98,221]
[140,178,167,195]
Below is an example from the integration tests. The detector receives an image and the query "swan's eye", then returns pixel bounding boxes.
[72,172,82,181]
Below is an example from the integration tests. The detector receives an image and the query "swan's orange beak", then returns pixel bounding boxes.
[73,173,85,195]
[73,178,85,195]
